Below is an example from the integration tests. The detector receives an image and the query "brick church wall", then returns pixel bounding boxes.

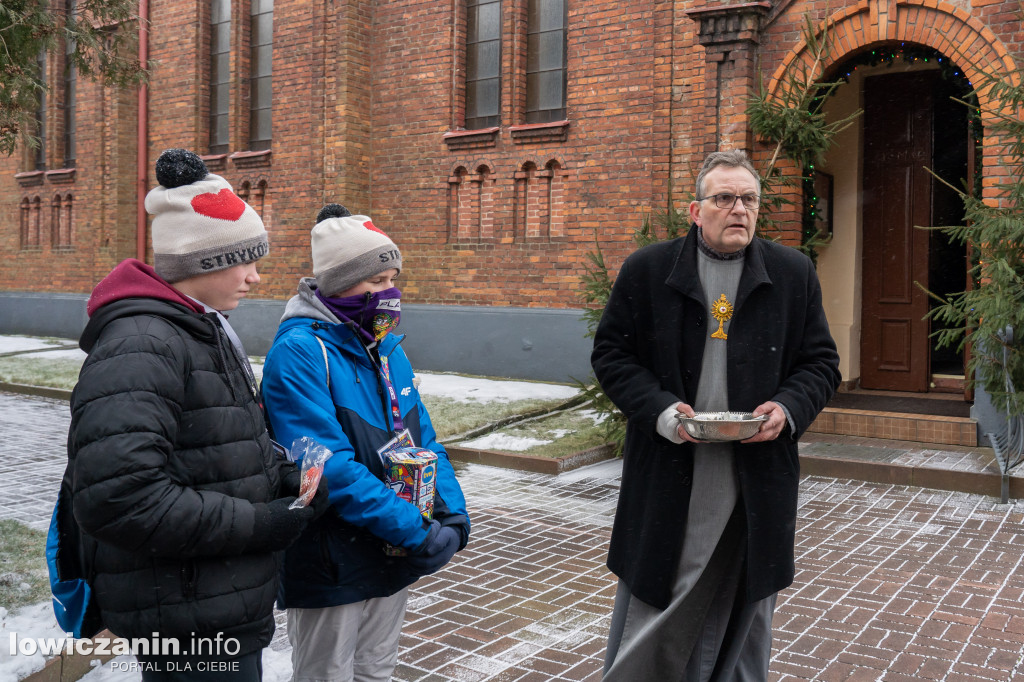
[2,0,1022,311]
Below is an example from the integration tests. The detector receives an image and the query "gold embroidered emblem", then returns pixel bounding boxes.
[711,293,734,340]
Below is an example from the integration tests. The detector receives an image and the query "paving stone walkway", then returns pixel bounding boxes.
[3,390,1024,681]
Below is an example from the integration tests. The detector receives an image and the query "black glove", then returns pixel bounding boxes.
[309,475,330,520]
[245,497,315,552]
[280,461,302,498]
[407,520,460,576]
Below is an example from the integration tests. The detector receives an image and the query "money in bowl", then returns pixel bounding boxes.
[674,411,768,442]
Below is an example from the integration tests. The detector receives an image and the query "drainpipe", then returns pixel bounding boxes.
[136,0,149,262]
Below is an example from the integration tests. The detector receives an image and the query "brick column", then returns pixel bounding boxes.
[685,2,771,156]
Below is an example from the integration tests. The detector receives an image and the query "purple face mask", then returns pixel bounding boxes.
[316,288,401,343]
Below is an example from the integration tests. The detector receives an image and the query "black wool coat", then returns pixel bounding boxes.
[65,297,288,656]
[591,227,841,609]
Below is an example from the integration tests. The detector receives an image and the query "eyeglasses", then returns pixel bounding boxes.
[699,192,760,210]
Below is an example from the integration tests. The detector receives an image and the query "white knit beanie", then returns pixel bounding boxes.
[311,204,402,296]
[145,149,269,283]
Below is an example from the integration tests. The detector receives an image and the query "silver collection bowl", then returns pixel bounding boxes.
[675,411,768,442]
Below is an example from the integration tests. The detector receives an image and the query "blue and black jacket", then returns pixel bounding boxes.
[262,278,470,608]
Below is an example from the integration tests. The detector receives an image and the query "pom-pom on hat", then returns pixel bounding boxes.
[311,204,402,296]
[144,148,269,283]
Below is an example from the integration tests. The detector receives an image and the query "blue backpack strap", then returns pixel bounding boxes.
[46,487,102,639]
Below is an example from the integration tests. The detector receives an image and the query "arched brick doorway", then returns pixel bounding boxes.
[766,0,1016,393]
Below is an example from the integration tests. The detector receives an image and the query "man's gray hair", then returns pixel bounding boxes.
[695,150,761,199]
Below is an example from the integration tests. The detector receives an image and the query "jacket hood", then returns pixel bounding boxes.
[275,277,402,357]
[81,259,211,353]
[280,277,338,326]
[87,259,205,317]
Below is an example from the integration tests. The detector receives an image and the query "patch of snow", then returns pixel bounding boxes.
[577,409,608,425]
[77,656,139,682]
[26,349,87,362]
[249,360,264,383]
[0,337,72,355]
[0,602,68,682]
[459,433,553,452]
[416,372,578,404]
[260,647,293,681]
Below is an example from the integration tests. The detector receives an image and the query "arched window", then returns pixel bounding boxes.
[513,162,537,242]
[252,179,268,219]
[29,196,43,248]
[51,194,63,245]
[447,165,495,242]
[249,0,273,151]
[52,193,74,248]
[544,159,564,238]
[62,0,77,168]
[526,0,567,123]
[473,164,495,240]
[35,51,47,170]
[447,166,470,242]
[19,198,31,249]
[208,0,274,154]
[514,158,566,241]
[465,0,501,129]
[209,0,232,154]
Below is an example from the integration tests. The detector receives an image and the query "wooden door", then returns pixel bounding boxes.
[860,72,933,391]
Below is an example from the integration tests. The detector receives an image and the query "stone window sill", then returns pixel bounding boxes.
[230,149,272,169]
[201,154,228,172]
[443,127,500,151]
[14,171,44,188]
[45,168,76,184]
[509,120,569,144]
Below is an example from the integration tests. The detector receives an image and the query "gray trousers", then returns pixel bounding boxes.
[288,588,408,682]
[602,518,775,681]
[603,443,775,682]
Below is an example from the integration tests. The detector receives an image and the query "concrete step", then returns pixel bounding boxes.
[797,432,1021,501]
[808,406,977,447]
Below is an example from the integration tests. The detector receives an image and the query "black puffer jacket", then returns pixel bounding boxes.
[64,260,287,657]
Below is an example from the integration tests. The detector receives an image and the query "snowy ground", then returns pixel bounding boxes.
[0,338,75,355]
[0,335,593,454]
[415,372,577,405]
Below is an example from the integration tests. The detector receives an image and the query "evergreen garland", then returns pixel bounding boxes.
[928,66,1024,470]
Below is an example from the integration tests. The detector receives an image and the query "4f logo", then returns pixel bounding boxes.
[400,387,412,396]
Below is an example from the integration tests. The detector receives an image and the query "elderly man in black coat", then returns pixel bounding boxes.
[593,149,841,681]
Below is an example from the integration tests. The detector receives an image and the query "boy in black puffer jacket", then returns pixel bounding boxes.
[61,149,327,681]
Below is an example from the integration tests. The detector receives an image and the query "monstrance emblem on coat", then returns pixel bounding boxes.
[711,293,734,340]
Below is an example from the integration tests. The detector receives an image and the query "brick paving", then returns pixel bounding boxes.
[3,390,1024,681]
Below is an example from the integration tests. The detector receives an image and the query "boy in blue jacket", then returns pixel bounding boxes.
[261,204,470,682]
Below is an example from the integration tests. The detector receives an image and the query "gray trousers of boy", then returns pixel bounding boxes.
[288,588,408,682]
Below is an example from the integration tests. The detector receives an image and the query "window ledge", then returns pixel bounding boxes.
[230,149,272,169]
[443,127,499,151]
[509,120,569,144]
[45,168,76,185]
[14,171,44,188]
[201,154,229,172]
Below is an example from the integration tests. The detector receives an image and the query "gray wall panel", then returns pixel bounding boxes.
[0,292,90,340]
[0,293,594,382]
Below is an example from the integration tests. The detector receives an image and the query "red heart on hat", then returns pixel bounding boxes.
[191,189,247,221]
[364,220,387,236]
